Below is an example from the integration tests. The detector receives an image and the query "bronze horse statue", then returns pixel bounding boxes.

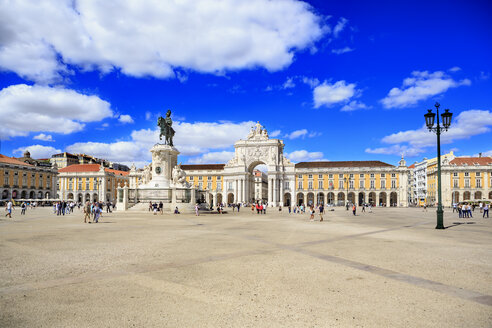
[158,110,175,146]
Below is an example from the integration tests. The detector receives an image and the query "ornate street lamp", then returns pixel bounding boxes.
[424,102,453,229]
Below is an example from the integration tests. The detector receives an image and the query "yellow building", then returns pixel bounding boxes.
[57,163,129,203]
[0,154,57,202]
[436,156,492,206]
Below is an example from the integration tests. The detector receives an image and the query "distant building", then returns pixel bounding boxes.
[50,152,129,171]
[0,154,57,201]
[50,152,80,168]
[253,169,267,202]
[57,163,129,202]
[16,150,52,168]
[434,155,492,206]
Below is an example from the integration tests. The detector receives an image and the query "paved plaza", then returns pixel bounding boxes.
[0,207,491,327]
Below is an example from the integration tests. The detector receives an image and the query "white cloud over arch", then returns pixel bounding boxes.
[66,120,256,167]
[0,0,327,83]
[0,84,113,139]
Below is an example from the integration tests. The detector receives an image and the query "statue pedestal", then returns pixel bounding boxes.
[145,144,179,188]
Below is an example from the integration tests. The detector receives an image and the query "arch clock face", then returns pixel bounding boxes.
[155,166,162,174]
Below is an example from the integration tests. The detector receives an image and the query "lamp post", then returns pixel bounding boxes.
[424,102,453,229]
[344,177,350,210]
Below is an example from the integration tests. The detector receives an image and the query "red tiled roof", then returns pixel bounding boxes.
[408,163,416,169]
[59,164,129,175]
[0,154,34,167]
[181,164,225,170]
[295,161,394,168]
[450,157,492,166]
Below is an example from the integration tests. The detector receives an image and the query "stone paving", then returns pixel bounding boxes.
[0,206,491,327]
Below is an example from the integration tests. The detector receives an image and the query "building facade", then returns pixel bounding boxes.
[127,122,410,207]
[0,154,57,201]
[57,164,129,203]
[435,156,492,206]
[253,170,268,202]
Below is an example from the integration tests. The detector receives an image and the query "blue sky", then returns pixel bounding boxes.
[0,0,491,167]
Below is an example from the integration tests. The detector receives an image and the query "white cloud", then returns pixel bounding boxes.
[285,150,325,162]
[270,130,281,137]
[301,76,320,88]
[282,77,296,89]
[0,84,113,139]
[449,66,461,72]
[286,129,308,139]
[187,151,235,164]
[366,109,492,157]
[331,47,354,55]
[65,120,256,165]
[341,100,369,112]
[118,114,134,124]
[66,141,146,163]
[33,133,54,142]
[13,145,61,159]
[480,150,492,157]
[365,145,425,157]
[381,70,471,108]
[313,80,367,110]
[0,0,326,83]
[145,112,152,120]
[333,17,348,38]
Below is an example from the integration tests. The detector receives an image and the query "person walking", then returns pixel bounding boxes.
[195,203,199,216]
[352,204,356,216]
[83,201,91,223]
[5,200,13,218]
[20,202,27,215]
[93,204,101,223]
[319,205,324,222]
[483,203,489,218]
[159,201,163,214]
[423,203,427,212]
[309,206,314,221]
[361,204,365,213]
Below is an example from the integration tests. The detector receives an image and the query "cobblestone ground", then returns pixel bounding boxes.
[0,206,491,327]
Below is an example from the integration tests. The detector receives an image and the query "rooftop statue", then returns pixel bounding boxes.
[158,109,175,146]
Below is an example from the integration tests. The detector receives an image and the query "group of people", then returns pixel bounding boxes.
[453,202,489,218]
[149,201,164,215]
[83,201,107,223]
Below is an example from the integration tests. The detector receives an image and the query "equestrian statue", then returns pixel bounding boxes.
[157,109,175,146]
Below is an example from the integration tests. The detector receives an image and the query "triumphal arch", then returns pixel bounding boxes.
[222,122,295,206]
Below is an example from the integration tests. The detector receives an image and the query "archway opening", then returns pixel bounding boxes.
[21,190,27,199]
[227,193,234,204]
[337,192,345,206]
[358,192,365,205]
[368,192,376,206]
[307,192,314,206]
[463,191,470,201]
[390,192,398,207]
[284,193,291,207]
[2,190,9,199]
[379,192,387,206]
[29,191,35,199]
[327,192,334,204]
[474,191,482,200]
[217,193,223,205]
[316,192,324,206]
[348,192,355,205]
[452,191,459,203]
[296,193,304,206]
[249,162,268,204]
